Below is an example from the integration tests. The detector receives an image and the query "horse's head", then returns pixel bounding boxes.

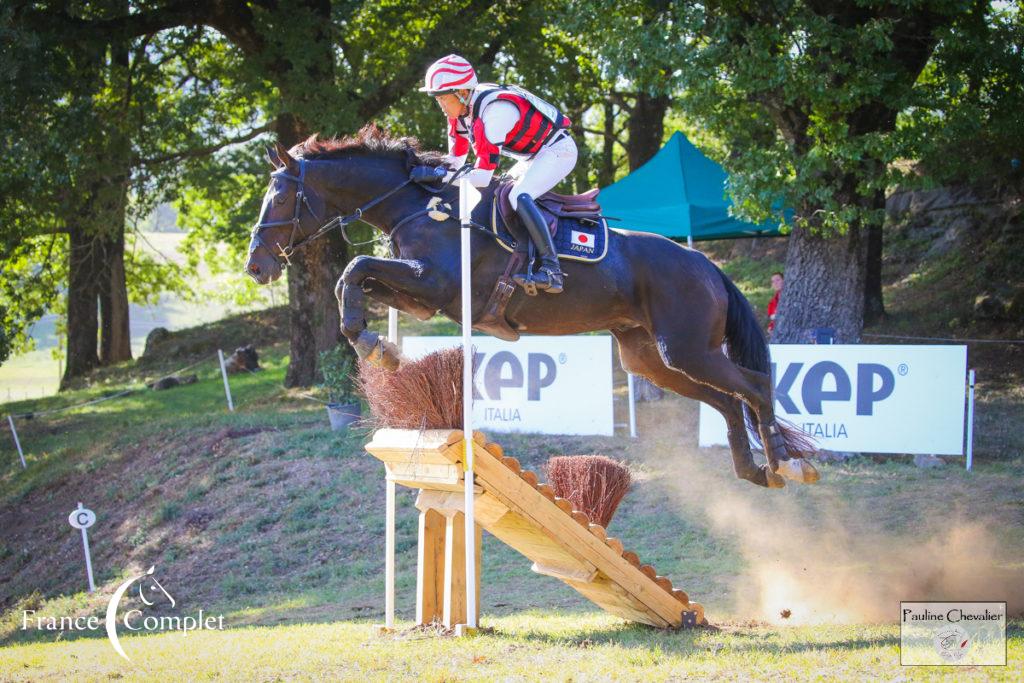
[245,142,329,284]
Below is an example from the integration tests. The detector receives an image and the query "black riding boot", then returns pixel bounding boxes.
[512,193,564,294]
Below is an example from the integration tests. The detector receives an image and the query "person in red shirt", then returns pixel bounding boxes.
[767,271,784,334]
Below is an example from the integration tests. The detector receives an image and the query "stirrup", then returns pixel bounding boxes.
[512,272,540,296]
[538,265,563,294]
[513,267,563,295]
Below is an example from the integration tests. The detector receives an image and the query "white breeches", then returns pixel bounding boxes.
[508,135,578,210]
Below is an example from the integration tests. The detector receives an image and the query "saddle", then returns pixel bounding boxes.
[494,184,603,236]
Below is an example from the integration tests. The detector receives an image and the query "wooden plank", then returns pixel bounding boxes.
[416,509,445,625]
[531,561,598,583]
[564,576,671,628]
[485,510,598,576]
[386,463,461,491]
[365,429,462,466]
[442,512,481,629]
[444,434,688,627]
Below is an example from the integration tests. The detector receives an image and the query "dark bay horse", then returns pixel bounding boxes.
[245,125,819,488]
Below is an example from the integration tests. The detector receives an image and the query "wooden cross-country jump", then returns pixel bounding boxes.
[365,428,706,630]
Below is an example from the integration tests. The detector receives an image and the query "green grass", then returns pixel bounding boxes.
[1,615,1020,681]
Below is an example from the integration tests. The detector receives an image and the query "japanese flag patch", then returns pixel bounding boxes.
[570,230,594,250]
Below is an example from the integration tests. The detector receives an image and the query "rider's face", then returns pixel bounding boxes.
[435,92,468,118]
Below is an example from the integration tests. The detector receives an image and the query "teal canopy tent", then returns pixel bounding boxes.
[598,131,785,242]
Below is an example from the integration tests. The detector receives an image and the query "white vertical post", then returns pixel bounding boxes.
[626,374,637,438]
[687,235,694,249]
[965,369,976,471]
[384,307,399,629]
[217,349,234,412]
[384,477,396,628]
[8,415,26,469]
[459,176,477,630]
[387,307,399,344]
[69,502,97,593]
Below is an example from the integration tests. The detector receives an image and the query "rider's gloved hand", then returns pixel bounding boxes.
[409,165,446,185]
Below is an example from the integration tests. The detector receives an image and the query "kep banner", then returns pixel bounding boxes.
[402,335,614,436]
[699,345,968,454]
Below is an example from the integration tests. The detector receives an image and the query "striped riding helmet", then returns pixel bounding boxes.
[419,54,478,95]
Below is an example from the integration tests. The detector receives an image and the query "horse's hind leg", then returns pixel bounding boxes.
[612,327,782,488]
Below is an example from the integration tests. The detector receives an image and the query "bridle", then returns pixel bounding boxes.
[249,158,501,269]
[250,157,416,268]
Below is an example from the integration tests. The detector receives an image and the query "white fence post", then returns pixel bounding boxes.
[8,415,26,469]
[965,369,976,471]
[217,349,234,412]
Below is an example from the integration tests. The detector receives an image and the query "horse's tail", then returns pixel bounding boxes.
[717,267,817,458]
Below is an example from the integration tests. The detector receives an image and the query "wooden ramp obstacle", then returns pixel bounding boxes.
[365,428,706,629]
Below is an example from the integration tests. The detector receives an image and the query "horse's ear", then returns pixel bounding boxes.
[265,145,280,169]
[274,141,299,174]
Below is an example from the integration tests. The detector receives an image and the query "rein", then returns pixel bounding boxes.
[251,160,504,267]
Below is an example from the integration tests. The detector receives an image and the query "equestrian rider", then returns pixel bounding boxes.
[413,54,576,294]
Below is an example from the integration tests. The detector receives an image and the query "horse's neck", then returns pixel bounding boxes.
[319,157,409,220]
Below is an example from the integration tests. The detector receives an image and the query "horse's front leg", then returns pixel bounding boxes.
[337,256,453,370]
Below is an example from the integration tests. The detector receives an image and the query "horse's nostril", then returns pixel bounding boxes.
[249,263,261,276]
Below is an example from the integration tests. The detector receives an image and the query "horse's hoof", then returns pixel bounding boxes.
[353,331,404,371]
[764,465,786,489]
[776,457,821,485]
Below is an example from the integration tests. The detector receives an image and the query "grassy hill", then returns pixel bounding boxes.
[1,197,1022,679]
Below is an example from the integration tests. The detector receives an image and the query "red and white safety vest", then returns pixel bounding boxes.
[448,83,571,171]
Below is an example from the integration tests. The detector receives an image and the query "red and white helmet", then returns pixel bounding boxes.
[419,54,478,95]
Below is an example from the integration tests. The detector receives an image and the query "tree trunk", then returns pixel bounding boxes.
[99,230,132,364]
[273,112,351,388]
[62,225,101,388]
[284,232,347,387]
[99,2,133,365]
[626,92,669,171]
[863,190,886,324]
[773,223,868,344]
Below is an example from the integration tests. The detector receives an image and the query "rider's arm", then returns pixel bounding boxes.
[445,117,469,170]
[463,101,519,187]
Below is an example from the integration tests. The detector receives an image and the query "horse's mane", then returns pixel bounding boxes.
[294,123,447,168]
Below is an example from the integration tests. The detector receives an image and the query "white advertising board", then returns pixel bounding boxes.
[402,336,614,436]
[699,345,968,455]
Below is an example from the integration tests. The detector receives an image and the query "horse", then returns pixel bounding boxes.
[245,124,819,488]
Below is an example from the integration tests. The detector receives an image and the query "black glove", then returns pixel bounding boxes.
[410,165,446,184]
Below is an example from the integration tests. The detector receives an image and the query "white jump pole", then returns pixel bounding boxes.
[626,374,637,438]
[459,175,477,631]
[217,349,234,412]
[384,474,396,629]
[965,369,976,471]
[687,235,694,249]
[8,415,26,469]
[387,307,399,345]
[384,308,399,630]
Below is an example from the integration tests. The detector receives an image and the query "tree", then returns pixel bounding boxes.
[673,0,973,342]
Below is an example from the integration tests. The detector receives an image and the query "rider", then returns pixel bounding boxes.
[413,54,576,294]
